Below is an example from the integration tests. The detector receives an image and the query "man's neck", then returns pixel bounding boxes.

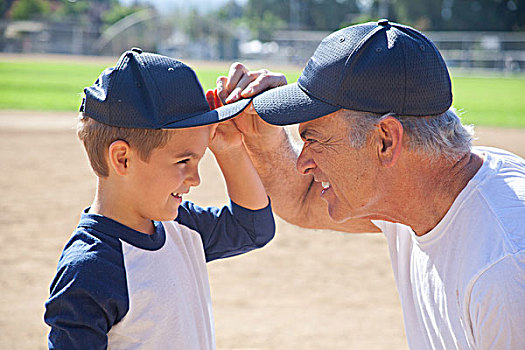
[383,152,483,236]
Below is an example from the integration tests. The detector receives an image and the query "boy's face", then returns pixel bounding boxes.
[126,125,210,223]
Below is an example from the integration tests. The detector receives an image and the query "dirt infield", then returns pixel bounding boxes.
[1,110,523,349]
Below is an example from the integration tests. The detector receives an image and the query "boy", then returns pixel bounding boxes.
[44,48,275,349]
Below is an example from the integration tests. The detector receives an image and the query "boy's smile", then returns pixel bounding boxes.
[132,126,210,221]
[95,125,211,234]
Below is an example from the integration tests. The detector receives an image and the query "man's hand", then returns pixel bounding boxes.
[210,63,288,145]
[216,62,287,104]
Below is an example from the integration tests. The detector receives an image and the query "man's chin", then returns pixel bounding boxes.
[327,206,352,223]
[327,202,369,223]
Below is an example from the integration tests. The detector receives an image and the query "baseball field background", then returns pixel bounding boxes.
[1,54,524,349]
[1,57,525,127]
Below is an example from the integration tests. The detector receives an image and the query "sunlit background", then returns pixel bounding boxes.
[0,1,524,349]
[1,0,524,69]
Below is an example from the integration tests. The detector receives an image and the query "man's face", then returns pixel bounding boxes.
[296,110,380,222]
[126,125,210,223]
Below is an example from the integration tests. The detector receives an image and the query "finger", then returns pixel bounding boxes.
[225,62,249,94]
[205,89,216,110]
[231,102,257,129]
[241,72,288,97]
[213,89,224,108]
[245,101,257,115]
[220,119,241,132]
[208,123,218,141]
[226,72,259,104]
[216,76,228,104]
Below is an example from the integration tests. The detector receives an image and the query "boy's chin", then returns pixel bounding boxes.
[147,202,181,222]
[152,213,179,222]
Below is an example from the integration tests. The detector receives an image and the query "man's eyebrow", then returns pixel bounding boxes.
[300,128,321,140]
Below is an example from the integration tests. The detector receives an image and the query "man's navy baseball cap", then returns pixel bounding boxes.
[252,19,452,126]
[80,48,251,129]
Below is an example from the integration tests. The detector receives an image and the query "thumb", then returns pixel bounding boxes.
[206,90,216,110]
[213,89,224,108]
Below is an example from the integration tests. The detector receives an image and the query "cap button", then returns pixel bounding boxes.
[131,47,143,54]
[377,19,389,26]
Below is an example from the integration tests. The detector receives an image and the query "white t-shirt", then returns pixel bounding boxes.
[373,147,525,349]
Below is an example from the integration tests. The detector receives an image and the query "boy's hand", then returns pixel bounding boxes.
[205,88,224,111]
[208,119,244,155]
[206,88,243,154]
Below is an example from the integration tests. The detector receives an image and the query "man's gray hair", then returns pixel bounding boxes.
[345,108,475,161]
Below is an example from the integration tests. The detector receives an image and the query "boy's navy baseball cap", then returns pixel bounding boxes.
[80,48,251,129]
[252,20,452,125]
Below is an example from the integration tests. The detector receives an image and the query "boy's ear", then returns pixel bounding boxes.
[108,140,131,176]
[375,116,403,168]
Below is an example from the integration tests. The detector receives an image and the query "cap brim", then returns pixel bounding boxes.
[252,82,339,126]
[161,97,253,129]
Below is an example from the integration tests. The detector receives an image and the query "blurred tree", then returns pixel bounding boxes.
[446,0,524,31]
[391,0,524,31]
[6,0,143,24]
[0,0,8,18]
[304,0,360,30]
[243,0,288,37]
[238,0,524,36]
[182,9,213,40]
[247,10,286,41]
[52,0,90,19]
[215,0,243,20]
[242,0,360,39]
[10,0,50,19]
[101,3,144,27]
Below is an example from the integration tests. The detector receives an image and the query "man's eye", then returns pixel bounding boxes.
[177,159,190,164]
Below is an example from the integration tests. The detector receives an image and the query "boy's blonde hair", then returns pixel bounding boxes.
[77,113,173,177]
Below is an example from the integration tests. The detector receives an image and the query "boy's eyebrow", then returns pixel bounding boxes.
[175,151,203,159]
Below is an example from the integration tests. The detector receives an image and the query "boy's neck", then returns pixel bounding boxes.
[89,179,156,235]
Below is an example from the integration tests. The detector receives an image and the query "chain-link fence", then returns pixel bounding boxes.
[2,18,524,73]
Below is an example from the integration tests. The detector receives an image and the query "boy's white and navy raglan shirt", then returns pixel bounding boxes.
[44,200,275,349]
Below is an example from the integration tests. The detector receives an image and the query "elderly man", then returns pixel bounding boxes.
[208,20,525,349]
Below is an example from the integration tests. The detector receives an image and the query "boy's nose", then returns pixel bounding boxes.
[186,170,201,187]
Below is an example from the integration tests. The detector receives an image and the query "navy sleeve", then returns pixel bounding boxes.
[44,230,129,349]
[176,199,275,262]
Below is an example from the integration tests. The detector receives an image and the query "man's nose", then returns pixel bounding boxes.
[296,147,316,175]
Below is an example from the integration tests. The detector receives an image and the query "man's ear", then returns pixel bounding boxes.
[375,116,403,168]
[108,140,131,176]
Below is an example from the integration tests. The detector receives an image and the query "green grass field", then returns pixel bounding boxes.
[0,60,523,128]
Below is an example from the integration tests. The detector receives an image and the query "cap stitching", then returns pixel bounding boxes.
[133,53,163,128]
[391,23,451,115]
[337,25,385,105]
[399,30,407,115]
[107,54,130,122]
[296,81,342,108]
